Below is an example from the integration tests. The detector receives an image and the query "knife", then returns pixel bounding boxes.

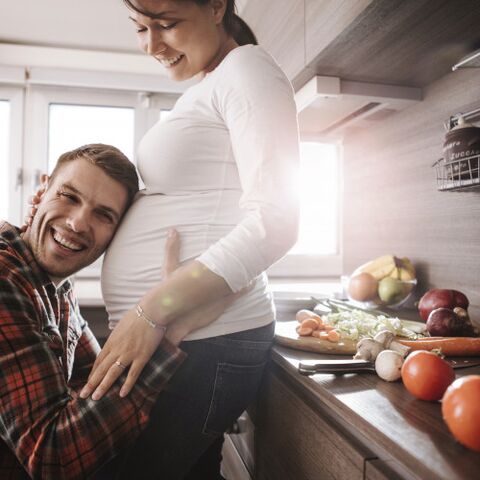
[298,358,480,376]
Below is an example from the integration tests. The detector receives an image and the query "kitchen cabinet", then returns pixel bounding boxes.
[365,459,403,480]
[240,0,480,92]
[255,365,371,479]
[304,0,373,66]
[254,345,480,480]
[299,0,480,90]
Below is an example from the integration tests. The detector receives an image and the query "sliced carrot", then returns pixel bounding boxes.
[297,326,314,336]
[296,309,316,322]
[311,330,322,338]
[300,318,319,330]
[295,309,323,324]
[327,330,340,343]
[317,331,329,340]
[398,337,480,356]
[323,324,335,332]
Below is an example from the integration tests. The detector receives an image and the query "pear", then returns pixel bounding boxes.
[378,277,405,304]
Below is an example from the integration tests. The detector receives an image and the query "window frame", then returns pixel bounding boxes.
[0,86,24,226]
[267,142,344,278]
[22,86,176,278]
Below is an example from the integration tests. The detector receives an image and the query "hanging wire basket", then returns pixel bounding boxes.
[432,154,480,191]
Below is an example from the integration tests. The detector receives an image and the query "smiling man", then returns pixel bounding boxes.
[0,144,185,479]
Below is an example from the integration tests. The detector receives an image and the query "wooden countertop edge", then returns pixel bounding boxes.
[268,346,465,480]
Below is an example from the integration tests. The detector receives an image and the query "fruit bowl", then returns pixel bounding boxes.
[347,277,417,309]
[346,255,418,310]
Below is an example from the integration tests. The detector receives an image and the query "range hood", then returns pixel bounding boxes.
[295,76,422,138]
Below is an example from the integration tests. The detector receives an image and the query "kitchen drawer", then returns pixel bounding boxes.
[255,367,372,480]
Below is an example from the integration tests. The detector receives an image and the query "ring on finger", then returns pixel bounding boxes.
[114,360,127,369]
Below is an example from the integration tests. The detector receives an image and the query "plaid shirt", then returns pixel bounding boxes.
[0,222,186,480]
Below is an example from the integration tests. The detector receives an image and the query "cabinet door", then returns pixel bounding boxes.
[255,368,371,480]
[365,459,404,480]
[241,0,305,80]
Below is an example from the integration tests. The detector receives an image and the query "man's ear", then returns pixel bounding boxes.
[211,0,227,25]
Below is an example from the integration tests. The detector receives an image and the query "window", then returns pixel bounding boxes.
[268,141,342,277]
[48,104,135,173]
[160,109,171,121]
[44,101,136,277]
[292,142,340,256]
[20,88,143,277]
[0,101,10,221]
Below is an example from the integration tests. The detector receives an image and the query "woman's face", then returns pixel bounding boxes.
[127,0,235,81]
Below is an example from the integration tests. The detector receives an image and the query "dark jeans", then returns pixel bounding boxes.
[94,322,274,480]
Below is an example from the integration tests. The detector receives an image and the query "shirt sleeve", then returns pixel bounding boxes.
[0,276,185,480]
[68,313,100,390]
[197,48,300,292]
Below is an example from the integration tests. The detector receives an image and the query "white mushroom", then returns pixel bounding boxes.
[373,330,411,357]
[353,338,384,361]
[375,350,404,381]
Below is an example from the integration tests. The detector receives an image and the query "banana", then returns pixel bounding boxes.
[353,255,416,283]
[385,257,416,297]
[388,266,401,280]
[400,257,416,279]
[353,254,396,281]
[398,267,415,281]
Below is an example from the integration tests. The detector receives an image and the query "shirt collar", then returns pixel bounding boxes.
[0,221,73,294]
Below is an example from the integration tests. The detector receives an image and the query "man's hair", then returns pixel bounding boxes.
[50,143,139,208]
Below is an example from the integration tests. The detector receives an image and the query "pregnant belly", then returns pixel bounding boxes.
[101,191,242,322]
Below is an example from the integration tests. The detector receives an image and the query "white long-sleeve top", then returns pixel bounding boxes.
[101,45,300,340]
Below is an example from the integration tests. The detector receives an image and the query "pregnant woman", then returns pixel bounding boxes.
[83,1,300,478]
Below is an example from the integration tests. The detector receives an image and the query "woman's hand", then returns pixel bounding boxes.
[80,231,247,399]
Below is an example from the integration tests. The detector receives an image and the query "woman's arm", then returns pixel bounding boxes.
[81,232,243,399]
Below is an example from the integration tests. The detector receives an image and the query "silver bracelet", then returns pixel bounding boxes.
[135,304,167,333]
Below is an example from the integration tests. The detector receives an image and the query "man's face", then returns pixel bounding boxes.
[23,158,128,280]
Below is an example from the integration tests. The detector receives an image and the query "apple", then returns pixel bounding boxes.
[426,308,474,337]
[418,289,469,322]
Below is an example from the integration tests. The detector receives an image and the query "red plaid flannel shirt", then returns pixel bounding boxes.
[0,222,186,479]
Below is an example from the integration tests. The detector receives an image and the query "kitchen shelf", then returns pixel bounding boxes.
[444,106,480,131]
[433,154,480,191]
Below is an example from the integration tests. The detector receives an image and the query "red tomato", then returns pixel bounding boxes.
[401,350,455,401]
[442,375,480,452]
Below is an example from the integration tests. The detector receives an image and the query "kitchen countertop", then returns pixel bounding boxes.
[73,278,344,307]
[269,342,480,480]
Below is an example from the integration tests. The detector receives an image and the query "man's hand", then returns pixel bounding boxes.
[20,176,48,232]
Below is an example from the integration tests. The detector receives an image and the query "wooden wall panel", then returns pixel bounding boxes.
[343,69,480,322]
[241,0,304,80]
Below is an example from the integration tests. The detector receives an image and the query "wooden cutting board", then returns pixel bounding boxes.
[275,321,357,355]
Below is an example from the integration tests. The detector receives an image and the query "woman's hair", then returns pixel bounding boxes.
[123,0,258,46]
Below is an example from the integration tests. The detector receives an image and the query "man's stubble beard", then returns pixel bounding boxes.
[25,216,103,280]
